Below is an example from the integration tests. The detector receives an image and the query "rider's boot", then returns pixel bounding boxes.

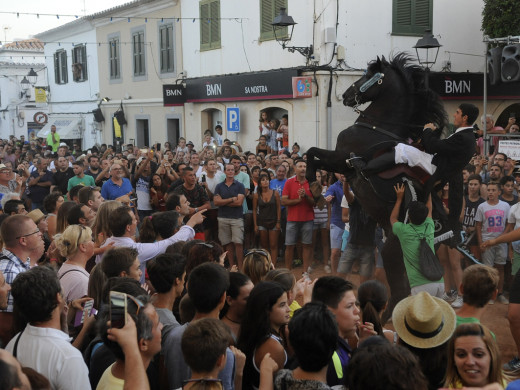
[363,150,396,176]
[348,150,396,178]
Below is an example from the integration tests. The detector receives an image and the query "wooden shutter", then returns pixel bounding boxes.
[200,2,210,50]
[54,52,60,84]
[260,0,287,41]
[393,0,431,35]
[210,0,220,48]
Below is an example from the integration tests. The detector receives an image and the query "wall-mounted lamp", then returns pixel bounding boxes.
[19,68,38,99]
[271,8,313,61]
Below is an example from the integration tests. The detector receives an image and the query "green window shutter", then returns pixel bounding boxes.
[260,0,287,41]
[54,52,59,84]
[260,0,274,40]
[200,2,211,50]
[210,0,221,49]
[393,0,432,36]
[200,0,221,51]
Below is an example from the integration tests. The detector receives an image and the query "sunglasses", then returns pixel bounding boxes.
[16,229,40,239]
[196,242,214,249]
[75,225,87,248]
[245,249,270,259]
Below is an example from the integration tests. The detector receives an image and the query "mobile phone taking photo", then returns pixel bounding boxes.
[110,291,127,329]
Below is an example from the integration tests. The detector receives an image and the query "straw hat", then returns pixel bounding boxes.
[27,209,45,224]
[392,291,456,349]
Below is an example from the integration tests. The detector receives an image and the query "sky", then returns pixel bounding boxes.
[1,0,130,43]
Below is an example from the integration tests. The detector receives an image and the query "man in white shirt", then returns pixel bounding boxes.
[6,266,91,390]
[96,205,205,282]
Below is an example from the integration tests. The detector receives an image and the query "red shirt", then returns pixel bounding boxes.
[282,176,314,222]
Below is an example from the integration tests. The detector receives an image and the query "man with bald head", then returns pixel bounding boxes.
[46,125,60,152]
[0,215,45,313]
[101,161,133,201]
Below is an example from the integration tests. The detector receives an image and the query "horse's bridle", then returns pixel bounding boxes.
[353,72,385,109]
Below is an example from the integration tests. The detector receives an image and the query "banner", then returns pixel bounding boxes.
[498,140,520,159]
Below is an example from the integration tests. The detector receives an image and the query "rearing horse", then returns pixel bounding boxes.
[305,53,447,319]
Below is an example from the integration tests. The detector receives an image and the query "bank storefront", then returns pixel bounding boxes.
[163,68,355,153]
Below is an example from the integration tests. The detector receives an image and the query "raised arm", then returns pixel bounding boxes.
[390,183,405,225]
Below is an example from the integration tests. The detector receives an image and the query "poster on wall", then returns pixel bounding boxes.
[27,122,44,142]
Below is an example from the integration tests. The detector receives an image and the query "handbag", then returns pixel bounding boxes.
[411,226,444,281]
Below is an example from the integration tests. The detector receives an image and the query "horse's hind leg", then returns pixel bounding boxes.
[381,235,410,324]
[305,147,351,182]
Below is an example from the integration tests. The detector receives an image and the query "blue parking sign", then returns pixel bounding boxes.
[227,108,240,132]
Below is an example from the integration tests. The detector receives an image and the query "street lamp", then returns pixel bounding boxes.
[27,68,38,85]
[271,8,313,61]
[413,29,441,89]
[20,76,30,98]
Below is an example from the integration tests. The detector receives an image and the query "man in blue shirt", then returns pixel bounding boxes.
[101,161,133,201]
[325,174,345,274]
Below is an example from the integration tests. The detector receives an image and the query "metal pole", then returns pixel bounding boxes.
[483,39,488,157]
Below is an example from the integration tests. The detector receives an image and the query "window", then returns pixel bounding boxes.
[54,50,68,84]
[109,37,121,80]
[132,30,146,76]
[392,0,432,36]
[200,0,221,51]
[159,24,174,73]
[260,0,288,41]
[72,45,88,82]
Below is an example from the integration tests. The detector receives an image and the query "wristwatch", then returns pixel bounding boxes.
[195,207,199,213]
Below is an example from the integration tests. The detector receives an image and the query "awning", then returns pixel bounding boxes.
[37,116,84,139]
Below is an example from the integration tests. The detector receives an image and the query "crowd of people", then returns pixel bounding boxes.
[0,106,519,389]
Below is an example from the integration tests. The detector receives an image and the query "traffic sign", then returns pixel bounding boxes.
[226,108,240,132]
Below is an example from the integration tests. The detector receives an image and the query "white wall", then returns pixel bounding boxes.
[37,22,101,149]
[180,0,485,78]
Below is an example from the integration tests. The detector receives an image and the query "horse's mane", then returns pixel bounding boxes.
[370,52,448,130]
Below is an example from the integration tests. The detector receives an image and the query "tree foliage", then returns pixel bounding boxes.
[482,0,520,38]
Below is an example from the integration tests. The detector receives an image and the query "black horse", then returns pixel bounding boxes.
[305,53,448,319]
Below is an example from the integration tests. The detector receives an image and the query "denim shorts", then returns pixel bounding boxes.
[338,244,375,277]
[330,224,344,250]
[285,220,313,245]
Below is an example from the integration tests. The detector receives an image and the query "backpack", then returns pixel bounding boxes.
[412,226,444,281]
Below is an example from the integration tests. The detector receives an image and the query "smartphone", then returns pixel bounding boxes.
[156,143,161,152]
[140,148,148,154]
[201,175,206,182]
[74,299,96,327]
[110,291,127,329]
[511,112,516,119]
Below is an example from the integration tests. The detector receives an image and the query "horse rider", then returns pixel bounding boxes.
[348,103,479,245]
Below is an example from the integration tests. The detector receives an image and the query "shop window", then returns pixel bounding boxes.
[392,0,432,36]
[260,0,288,41]
[200,0,221,51]
[54,50,68,85]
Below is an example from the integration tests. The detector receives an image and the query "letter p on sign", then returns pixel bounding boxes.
[226,108,240,132]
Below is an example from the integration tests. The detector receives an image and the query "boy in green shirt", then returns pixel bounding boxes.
[390,183,444,297]
[67,161,95,192]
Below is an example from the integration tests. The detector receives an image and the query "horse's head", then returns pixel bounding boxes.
[343,56,390,107]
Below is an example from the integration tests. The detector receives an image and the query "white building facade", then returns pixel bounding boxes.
[177,0,489,153]
[36,20,102,150]
[93,0,183,150]
[0,40,48,141]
